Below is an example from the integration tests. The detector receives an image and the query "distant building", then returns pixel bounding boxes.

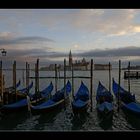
[40,52,112,71]
[67,51,90,70]
[69,50,73,67]
[94,64,112,70]
[72,58,90,70]
[48,64,55,70]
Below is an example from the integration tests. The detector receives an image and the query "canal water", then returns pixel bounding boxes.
[1,69,140,131]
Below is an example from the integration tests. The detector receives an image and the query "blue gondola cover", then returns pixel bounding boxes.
[112,78,140,115]
[96,81,113,113]
[72,81,89,111]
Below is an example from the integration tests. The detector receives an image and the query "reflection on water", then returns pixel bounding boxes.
[71,111,90,130]
[15,114,40,130]
[122,109,140,130]
[0,110,29,130]
[34,109,63,130]
[97,111,113,130]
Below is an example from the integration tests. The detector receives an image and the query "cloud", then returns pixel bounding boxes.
[1,9,140,36]
[74,44,80,49]
[2,10,140,67]
[0,35,54,46]
[40,9,140,36]
[2,46,140,68]
[75,46,140,57]
[21,46,140,60]
[0,32,55,66]
[0,32,55,56]
[0,32,14,38]
[72,9,140,36]
[20,46,140,62]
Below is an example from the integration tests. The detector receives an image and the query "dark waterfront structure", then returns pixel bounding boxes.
[124,71,140,79]
[94,64,112,70]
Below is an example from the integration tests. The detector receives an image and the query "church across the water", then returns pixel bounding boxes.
[66,50,90,70]
[40,50,112,71]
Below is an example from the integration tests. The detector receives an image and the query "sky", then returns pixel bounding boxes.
[1,9,140,68]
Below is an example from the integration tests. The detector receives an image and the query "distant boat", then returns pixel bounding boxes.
[112,78,140,116]
[28,80,71,114]
[71,81,89,113]
[0,82,53,112]
[96,81,114,117]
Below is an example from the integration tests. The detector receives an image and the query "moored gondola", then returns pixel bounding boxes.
[5,80,21,93]
[16,81,34,99]
[112,78,140,116]
[18,81,33,94]
[0,82,53,113]
[96,81,114,117]
[3,81,33,104]
[71,81,89,113]
[27,80,71,114]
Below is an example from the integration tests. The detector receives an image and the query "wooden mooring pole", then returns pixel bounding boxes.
[22,69,25,87]
[117,60,121,112]
[90,59,93,112]
[128,61,130,93]
[28,63,30,94]
[36,59,40,101]
[35,63,37,103]
[72,63,74,99]
[0,61,3,104]
[64,59,66,110]
[26,62,29,95]
[136,72,139,79]
[55,64,58,92]
[58,67,60,78]
[13,61,17,101]
[37,59,39,95]
[2,74,5,102]
[109,62,111,93]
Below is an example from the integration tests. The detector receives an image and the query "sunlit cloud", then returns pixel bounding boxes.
[132,26,140,32]
[66,9,140,35]
[0,32,14,38]
[32,9,139,36]
[74,44,79,49]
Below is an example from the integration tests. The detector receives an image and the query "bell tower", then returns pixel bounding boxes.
[69,50,72,66]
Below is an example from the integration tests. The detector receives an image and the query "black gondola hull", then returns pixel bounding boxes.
[30,97,70,114]
[121,102,140,116]
[72,102,89,114]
